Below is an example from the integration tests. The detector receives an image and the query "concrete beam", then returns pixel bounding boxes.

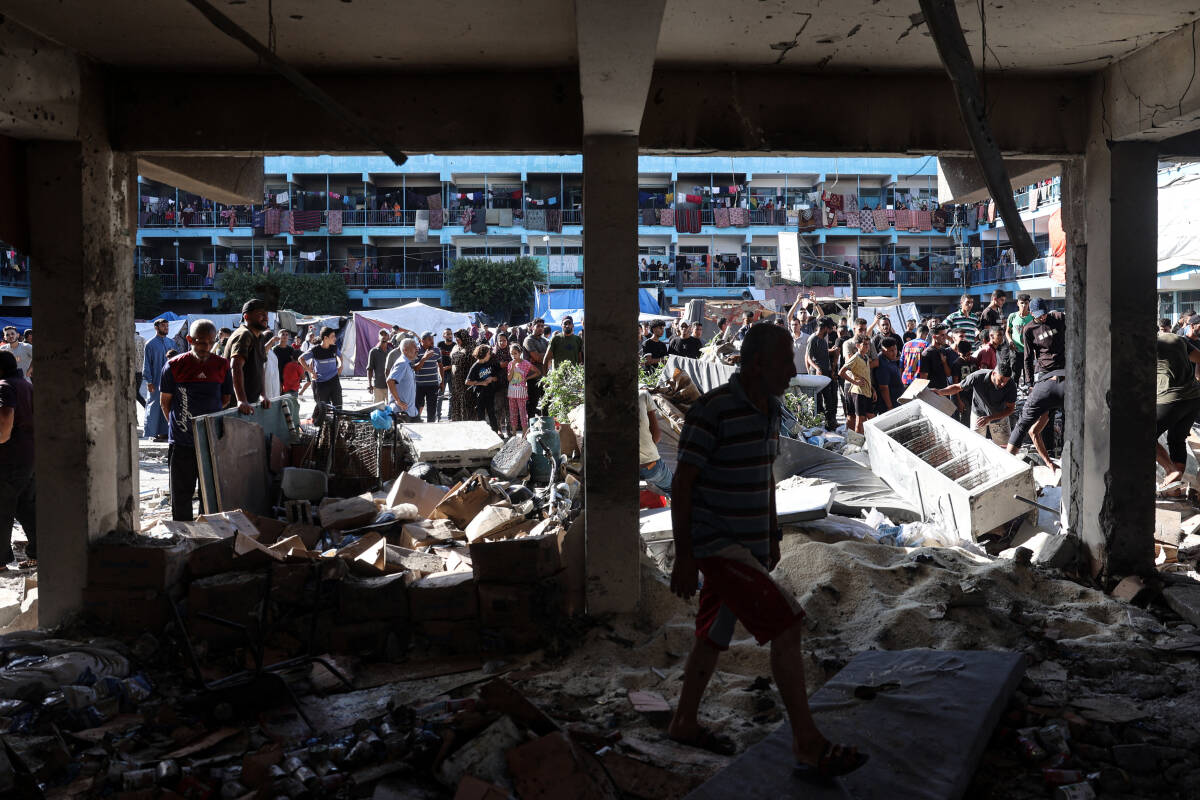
[0,17,81,141]
[1104,21,1200,142]
[936,157,1062,205]
[137,156,264,205]
[575,0,666,135]
[106,69,1089,157]
[582,135,640,614]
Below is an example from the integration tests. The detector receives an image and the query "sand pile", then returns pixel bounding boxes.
[509,524,1163,770]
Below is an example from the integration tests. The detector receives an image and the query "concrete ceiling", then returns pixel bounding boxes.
[0,0,1195,74]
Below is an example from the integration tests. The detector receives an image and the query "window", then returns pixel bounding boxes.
[858,187,883,209]
[532,246,583,256]
[784,186,815,208]
[460,246,521,258]
[749,245,778,270]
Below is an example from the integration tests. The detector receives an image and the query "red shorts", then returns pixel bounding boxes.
[694,547,805,650]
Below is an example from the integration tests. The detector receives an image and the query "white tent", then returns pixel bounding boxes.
[1159,172,1200,276]
[343,301,475,376]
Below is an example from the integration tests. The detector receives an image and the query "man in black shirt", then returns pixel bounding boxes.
[979,289,1007,330]
[668,322,703,359]
[642,321,669,365]
[935,358,1018,445]
[917,324,959,390]
[1007,299,1066,470]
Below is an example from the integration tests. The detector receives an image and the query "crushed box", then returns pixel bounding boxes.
[470,527,563,584]
[339,572,411,621]
[409,571,478,621]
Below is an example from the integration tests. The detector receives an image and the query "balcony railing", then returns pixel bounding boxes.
[0,272,31,288]
[341,272,445,289]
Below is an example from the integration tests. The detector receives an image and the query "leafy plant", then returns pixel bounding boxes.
[539,361,585,422]
[215,271,349,315]
[639,361,665,389]
[783,390,825,431]
[134,276,163,320]
[445,257,546,319]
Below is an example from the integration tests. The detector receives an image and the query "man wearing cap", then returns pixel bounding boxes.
[1006,299,1066,470]
[367,329,393,403]
[142,317,172,440]
[227,299,272,415]
[544,315,584,372]
[414,332,443,422]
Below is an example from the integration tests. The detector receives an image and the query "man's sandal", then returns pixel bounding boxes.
[793,742,869,785]
[669,726,737,756]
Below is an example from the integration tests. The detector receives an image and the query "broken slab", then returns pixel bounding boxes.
[402,421,504,468]
[1164,583,1200,627]
[685,649,1024,800]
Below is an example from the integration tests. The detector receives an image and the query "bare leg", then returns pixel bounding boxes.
[771,622,826,763]
[1027,414,1056,471]
[668,637,721,740]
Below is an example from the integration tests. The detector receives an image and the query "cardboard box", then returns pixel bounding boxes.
[188,571,267,623]
[81,586,169,632]
[196,510,262,541]
[409,571,478,621]
[414,618,480,654]
[387,472,449,518]
[88,539,192,591]
[477,576,562,629]
[338,573,411,621]
[470,529,563,584]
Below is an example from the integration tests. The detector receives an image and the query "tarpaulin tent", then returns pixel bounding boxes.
[533,288,660,321]
[342,301,474,376]
[1159,172,1200,277]
[0,317,32,333]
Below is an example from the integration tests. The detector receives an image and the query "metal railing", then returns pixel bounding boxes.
[340,272,445,289]
[0,272,31,288]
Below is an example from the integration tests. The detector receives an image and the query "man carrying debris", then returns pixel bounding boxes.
[0,351,35,569]
[158,320,233,521]
[669,323,868,782]
[933,356,1018,446]
[1006,299,1065,471]
[227,299,272,415]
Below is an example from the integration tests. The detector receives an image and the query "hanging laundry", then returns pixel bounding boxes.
[415,210,429,243]
[714,208,730,228]
[859,209,875,233]
[732,208,749,228]
[895,209,913,230]
[207,263,216,279]
[498,209,513,227]
[641,209,656,226]
[264,208,281,235]
[486,208,501,225]
[472,210,488,234]
[686,194,702,204]
[429,209,444,230]
[327,210,343,235]
[427,194,442,210]
[187,262,195,273]
[275,191,289,205]
[525,209,546,231]
[293,210,323,231]
[873,209,889,230]
[546,209,562,233]
[461,209,473,231]
[659,208,674,227]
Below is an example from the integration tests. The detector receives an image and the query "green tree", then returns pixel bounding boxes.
[445,257,545,320]
[134,276,162,320]
[215,271,349,316]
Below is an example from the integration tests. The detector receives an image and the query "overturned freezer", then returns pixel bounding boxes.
[864,401,1034,540]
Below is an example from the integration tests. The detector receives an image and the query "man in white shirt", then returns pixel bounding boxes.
[1,327,32,380]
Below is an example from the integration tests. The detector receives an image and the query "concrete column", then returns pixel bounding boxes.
[26,89,137,623]
[582,135,640,614]
[1072,134,1158,581]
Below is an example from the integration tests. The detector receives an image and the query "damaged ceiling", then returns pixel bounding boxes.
[0,0,1195,74]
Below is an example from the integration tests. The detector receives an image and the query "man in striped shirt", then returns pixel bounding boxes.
[668,323,867,780]
[944,294,981,346]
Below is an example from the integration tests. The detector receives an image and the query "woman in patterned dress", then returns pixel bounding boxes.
[449,329,474,421]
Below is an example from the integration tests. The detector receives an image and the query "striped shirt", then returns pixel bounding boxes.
[415,347,442,386]
[677,374,781,562]
[944,310,981,346]
[900,339,925,385]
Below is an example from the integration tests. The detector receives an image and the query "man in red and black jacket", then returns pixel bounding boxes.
[159,319,233,521]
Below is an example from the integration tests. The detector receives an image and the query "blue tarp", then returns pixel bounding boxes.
[533,289,660,322]
[0,318,31,332]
